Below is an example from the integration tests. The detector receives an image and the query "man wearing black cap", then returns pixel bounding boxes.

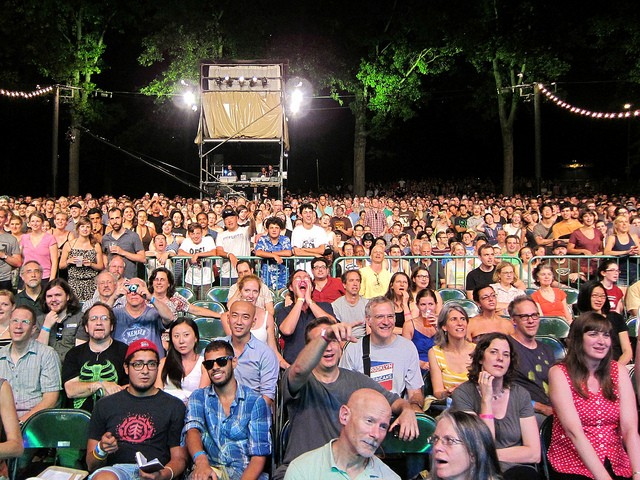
[216,207,253,286]
[66,202,83,232]
[86,338,187,479]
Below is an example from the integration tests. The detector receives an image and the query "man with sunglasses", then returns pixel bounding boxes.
[62,302,128,412]
[508,296,555,425]
[87,338,187,479]
[184,339,271,480]
[0,305,61,423]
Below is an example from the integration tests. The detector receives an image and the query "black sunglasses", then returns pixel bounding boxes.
[203,356,234,370]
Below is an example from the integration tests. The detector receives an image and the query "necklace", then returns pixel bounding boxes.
[491,389,505,400]
[0,324,8,337]
[477,385,505,400]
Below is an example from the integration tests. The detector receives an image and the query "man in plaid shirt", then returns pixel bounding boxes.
[184,339,272,480]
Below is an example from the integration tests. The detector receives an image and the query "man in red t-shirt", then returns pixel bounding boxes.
[311,257,345,303]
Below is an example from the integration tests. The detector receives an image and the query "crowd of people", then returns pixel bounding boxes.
[0,188,639,479]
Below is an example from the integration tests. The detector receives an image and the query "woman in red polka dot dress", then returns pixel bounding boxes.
[548,312,640,479]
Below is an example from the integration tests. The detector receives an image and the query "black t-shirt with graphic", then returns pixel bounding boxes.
[61,340,129,412]
[89,389,185,466]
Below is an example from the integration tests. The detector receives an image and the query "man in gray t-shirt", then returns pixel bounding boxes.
[331,270,367,338]
[0,207,22,290]
[273,318,419,480]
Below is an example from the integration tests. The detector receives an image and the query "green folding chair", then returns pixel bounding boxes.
[536,335,566,361]
[562,287,579,306]
[437,288,467,302]
[445,299,480,318]
[207,287,230,305]
[175,287,195,303]
[194,317,227,341]
[537,316,570,339]
[380,413,436,455]
[192,300,226,315]
[627,317,638,338]
[11,408,91,479]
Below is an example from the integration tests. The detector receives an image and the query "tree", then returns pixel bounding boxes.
[261,0,458,195]
[425,0,571,194]
[137,0,227,97]
[1,0,131,195]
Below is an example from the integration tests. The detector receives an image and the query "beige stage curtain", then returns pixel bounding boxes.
[199,91,286,142]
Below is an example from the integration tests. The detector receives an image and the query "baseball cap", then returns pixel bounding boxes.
[125,338,159,360]
[221,208,237,219]
[69,202,81,209]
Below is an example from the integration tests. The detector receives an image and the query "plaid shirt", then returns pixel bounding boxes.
[364,208,387,237]
[183,382,271,480]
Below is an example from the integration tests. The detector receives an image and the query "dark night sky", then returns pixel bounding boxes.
[0,6,638,197]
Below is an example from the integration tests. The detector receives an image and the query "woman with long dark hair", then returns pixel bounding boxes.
[385,272,418,334]
[402,288,438,372]
[451,332,541,480]
[576,281,632,365]
[155,317,209,404]
[547,312,640,479]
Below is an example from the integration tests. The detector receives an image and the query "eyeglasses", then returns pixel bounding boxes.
[11,319,31,326]
[414,274,429,280]
[129,360,159,371]
[427,435,464,447]
[23,269,42,275]
[514,313,540,320]
[480,293,497,301]
[312,265,327,270]
[88,315,109,322]
[203,356,234,370]
[591,294,607,299]
[604,268,619,273]
[372,314,396,321]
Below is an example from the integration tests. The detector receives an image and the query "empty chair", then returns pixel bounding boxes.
[535,335,567,361]
[437,288,467,302]
[207,287,230,305]
[445,299,481,318]
[175,286,195,303]
[537,316,570,339]
[561,287,579,306]
[194,317,226,341]
[11,408,91,479]
[380,413,436,455]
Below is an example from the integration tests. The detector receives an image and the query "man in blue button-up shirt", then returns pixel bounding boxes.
[184,339,271,480]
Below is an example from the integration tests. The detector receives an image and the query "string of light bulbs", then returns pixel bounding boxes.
[0,85,54,99]
[537,83,640,119]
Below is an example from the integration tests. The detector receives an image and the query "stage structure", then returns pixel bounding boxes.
[197,61,289,199]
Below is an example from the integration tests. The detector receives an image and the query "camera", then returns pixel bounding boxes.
[127,284,139,293]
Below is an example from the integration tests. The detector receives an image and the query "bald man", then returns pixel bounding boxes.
[285,389,400,479]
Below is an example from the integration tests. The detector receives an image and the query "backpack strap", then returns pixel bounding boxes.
[362,334,371,377]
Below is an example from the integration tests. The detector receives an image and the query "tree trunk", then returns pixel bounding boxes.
[353,100,367,196]
[492,57,519,196]
[68,125,80,196]
[501,124,514,196]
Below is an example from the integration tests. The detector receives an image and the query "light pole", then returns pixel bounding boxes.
[625,103,632,177]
